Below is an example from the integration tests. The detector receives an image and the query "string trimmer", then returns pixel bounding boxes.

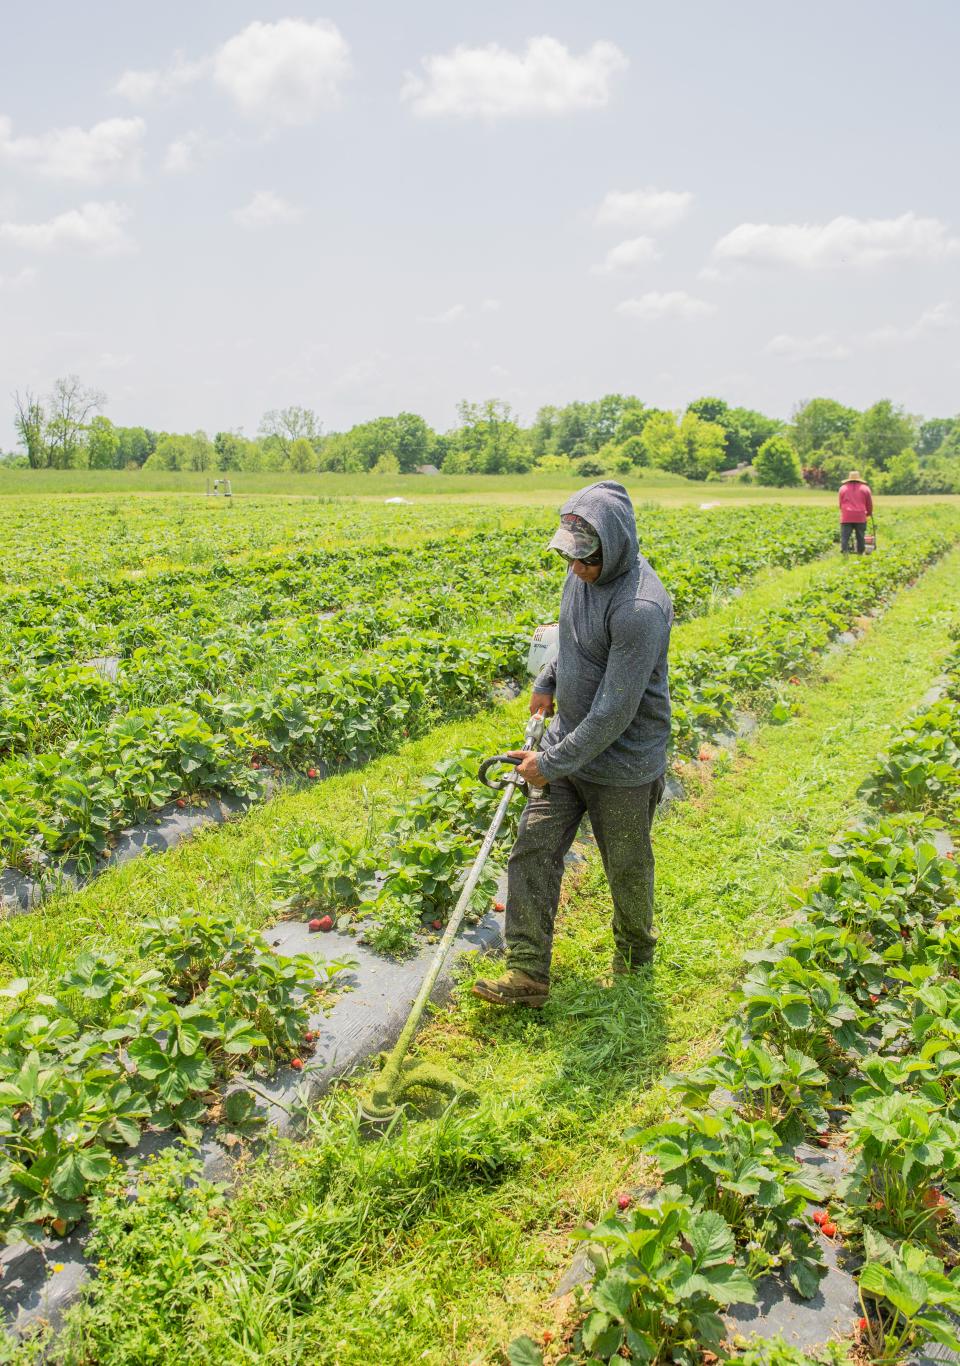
[359,710,547,1134]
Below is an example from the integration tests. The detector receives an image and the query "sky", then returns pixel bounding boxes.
[1,0,959,449]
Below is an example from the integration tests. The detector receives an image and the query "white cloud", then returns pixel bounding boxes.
[866,301,956,346]
[97,351,133,370]
[402,36,627,118]
[421,303,468,324]
[594,187,693,231]
[114,19,351,125]
[0,201,133,254]
[616,291,714,321]
[213,19,352,124]
[162,131,213,174]
[0,114,144,183]
[591,235,659,275]
[419,299,502,323]
[0,266,37,292]
[765,333,850,361]
[113,54,207,103]
[713,212,960,270]
[233,190,302,229]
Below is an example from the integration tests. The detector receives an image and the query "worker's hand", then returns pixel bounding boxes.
[508,750,548,787]
[530,690,555,718]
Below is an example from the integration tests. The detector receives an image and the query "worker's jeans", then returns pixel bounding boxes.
[504,772,665,982]
[841,521,866,555]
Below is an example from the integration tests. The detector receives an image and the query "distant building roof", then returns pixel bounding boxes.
[416,464,441,475]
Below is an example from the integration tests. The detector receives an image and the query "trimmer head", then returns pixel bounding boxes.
[358,1054,479,1138]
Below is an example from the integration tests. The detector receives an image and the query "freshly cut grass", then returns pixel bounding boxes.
[25,545,960,1366]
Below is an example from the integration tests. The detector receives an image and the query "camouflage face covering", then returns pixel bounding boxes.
[547,512,601,562]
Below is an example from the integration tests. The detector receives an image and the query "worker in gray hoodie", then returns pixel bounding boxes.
[473,481,673,1008]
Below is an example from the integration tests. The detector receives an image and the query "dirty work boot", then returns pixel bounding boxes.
[472,968,549,1008]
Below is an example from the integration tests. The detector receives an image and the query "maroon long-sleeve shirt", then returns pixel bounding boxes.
[839,480,873,523]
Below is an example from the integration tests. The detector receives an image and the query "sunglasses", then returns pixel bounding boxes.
[558,548,603,567]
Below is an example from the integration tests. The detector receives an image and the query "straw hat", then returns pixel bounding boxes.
[845,470,863,482]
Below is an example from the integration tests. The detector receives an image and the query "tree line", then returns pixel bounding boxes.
[6,378,960,493]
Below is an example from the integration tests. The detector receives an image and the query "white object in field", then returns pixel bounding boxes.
[384,496,411,505]
[527,623,559,679]
[699,501,718,509]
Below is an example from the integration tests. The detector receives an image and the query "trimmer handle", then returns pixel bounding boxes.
[478,755,524,791]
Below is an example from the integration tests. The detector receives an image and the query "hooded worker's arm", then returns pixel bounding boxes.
[536,599,669,781]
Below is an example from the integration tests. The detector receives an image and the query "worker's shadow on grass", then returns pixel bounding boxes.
[546,968,669,1103]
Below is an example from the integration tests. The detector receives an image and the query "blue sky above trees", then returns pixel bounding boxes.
[1,0,959,448]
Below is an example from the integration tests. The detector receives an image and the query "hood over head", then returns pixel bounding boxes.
[556,481,639,585]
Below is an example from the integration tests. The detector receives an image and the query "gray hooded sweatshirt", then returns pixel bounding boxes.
[535,481,673,787]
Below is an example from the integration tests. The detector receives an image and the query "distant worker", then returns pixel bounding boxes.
[839,470,873,555]
[472,481,673,1009]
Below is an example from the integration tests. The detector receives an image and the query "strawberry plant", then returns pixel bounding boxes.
[839,1092,960,1246]
[628,1106,827,1296]
[569,1188,754,1364]
[663,1026,831,1141]
[857,1228,960,1361]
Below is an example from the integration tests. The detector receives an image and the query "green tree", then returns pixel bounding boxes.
[881,447,921,494]
[257,406,321,463]
[685,398,781,468]
[288,436,316,472]
[753,435,802,487]
[852,399,914,470]
[641,412,725,480]
[116,426,156,468]
[144,431,214,472]
[554,401,592,458]
[214,431,249,471]
[529,405,560,459]
[726,406,783,463]
[86,416,119,469]
[791,398,858,461]
[373,450,400,475]
[447,399,531,473]
[12,390,47,468]
[917,418,955,457]
[315,433,363,473]
[45,375,107,468]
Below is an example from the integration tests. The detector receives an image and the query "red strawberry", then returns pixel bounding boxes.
[308,918,323,932]
[304,1031,315,1043]
[858,1317,868,1334]
[821,1220,837,1238]
[616,1193,632,1211]
[52,1217,68,1236]
[812,1209,826,1225]
[493,900,506,913]
[698,745,713,762]
[290,1058,304,1071]
[176,798,186,809]
[251,761,260,769]
[431,920,443,931]
[869,994,879,1004]
[307,768,318,779]
[816,1133,830,1147]
[317,915,333,932]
